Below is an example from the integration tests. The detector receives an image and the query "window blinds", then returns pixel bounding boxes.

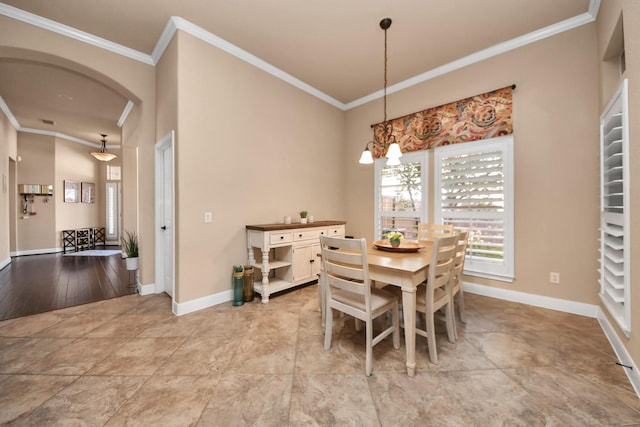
[599,79,630,337]
[435,136,514,281]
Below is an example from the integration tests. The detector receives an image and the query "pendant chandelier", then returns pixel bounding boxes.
[90,134,117,162]
[359,17,402,166]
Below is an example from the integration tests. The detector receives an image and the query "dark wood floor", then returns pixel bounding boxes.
[0,248,135,321]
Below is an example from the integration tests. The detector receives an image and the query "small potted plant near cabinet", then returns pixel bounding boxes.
[122,230,139,270]
[300,211,308,224]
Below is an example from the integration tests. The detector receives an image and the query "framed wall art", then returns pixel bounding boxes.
[64,180,80,203]
[82,182,95,203]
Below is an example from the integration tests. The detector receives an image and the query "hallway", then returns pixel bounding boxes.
[0,249,134,320]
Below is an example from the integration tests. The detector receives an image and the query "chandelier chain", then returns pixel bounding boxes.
[383,24,388,125]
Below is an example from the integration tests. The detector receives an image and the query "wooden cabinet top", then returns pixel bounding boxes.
[246,220,346,232]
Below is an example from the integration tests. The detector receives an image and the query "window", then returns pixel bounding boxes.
[107,165,121,181]
[599,79,630,336]
[105,182,120,241]
[434,136,514,281]
[375,151,428,241]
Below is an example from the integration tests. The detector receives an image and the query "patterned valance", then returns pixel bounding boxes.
[372,85,513,158]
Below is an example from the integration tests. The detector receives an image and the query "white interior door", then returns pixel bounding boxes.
[155,131,175,300]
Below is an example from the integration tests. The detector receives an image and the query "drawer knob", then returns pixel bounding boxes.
[299,234,303,237]
[280,236,284,239]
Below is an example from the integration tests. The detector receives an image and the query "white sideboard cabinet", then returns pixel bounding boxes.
[246,220,346,303]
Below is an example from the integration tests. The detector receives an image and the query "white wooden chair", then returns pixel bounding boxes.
[415,234,457,364]
[451,231,469,340]
[320,235,400,376]
[417,223,454,242]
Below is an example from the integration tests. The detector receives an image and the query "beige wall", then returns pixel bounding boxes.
[173,31,346,303]
[16,133,56,251]
[346,24,601,304]
[597,0,640,371]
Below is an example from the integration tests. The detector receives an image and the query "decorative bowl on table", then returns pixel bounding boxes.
[373,240,424,253]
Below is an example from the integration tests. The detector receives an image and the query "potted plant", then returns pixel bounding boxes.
[300,210,308,224]
[386,231,403,248]
[122,230,139,270]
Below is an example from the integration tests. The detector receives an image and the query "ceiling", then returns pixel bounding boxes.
[0,0,593,146]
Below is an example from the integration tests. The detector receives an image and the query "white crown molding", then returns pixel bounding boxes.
[589,0,601,19]
[346,12,596,110]
[117,100,134,128]
[0,2,154,66]
[151,16,178,64]
[19,127,101,148]
[0,96,20,129]
[1,2,598,112]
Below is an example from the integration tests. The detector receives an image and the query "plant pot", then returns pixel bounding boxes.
[125,257,139,270]
[300,218,308,224]
[390,238,401,248]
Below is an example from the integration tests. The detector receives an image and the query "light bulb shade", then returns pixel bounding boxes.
[385,142,402,160]
[91,134,116,161]
[386,155,401,166]
[359,149,374,164]
[91,151,117,161]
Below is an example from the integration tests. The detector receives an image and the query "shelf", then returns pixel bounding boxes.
[252,260,291,270]
[253,278,293,295]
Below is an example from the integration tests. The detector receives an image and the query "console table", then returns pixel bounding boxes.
[246,220,346,303]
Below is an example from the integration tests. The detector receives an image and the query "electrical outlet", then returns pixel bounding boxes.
[204,212,212,223]
[550,272,560,284]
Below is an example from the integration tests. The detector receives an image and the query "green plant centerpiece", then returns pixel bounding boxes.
[122,230,139,270]
[300,210,308,224]
[386,231,403,248]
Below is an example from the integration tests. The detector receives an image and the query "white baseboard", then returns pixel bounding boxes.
[138,282,155,296]
[464,282,599,318]
[173,290,232,316]
[0,257,10,270]
[597,310,640,398]
[11,247,62,257]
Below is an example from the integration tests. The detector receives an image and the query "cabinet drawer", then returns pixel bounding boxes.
[328,225,345,236]
[270,232,292,244]
[294,228,327,241]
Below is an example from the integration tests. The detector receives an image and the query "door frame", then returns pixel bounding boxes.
[154,130,175,310]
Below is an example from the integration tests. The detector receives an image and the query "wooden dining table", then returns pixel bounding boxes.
[366,241,434,378]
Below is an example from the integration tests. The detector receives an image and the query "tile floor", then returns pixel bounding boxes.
[0,286,639,426]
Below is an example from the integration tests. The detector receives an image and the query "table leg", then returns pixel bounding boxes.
[402,286,417,377]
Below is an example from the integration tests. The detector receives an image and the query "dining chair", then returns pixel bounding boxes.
[320,235,400,376]
[450,231,469,340]
[417,223,454,242]
[415,233,457,364]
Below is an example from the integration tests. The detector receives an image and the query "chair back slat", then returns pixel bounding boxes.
[452,231,469,286]
[320,236,370,300]
[418,223,454,243]
[428,234,457,291]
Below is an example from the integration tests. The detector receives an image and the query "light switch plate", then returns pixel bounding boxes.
[204,212,212,223]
